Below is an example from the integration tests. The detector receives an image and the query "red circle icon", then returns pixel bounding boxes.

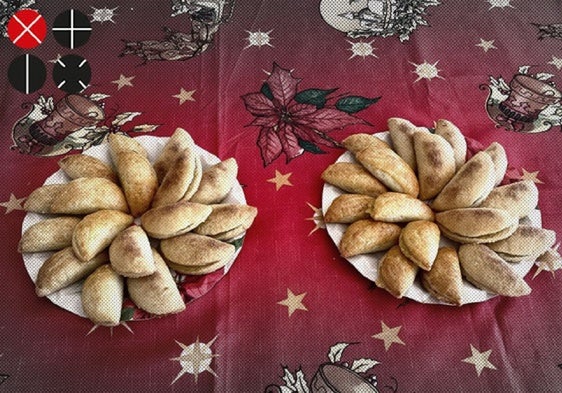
[7,9,47,49]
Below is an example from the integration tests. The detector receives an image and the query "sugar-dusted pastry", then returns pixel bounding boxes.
[338,219,401,258]
[479,180,538,219]
[49,177,129,214]
[324,194,375,224]
[190,158,238,204]
[141,200,212,239]
[413,132,456,200]
[72,209,134,261]
[160,232,236,269]
[109,225,155,277]
[152,147,200,208]
[435,207,518,244]
[342,133,390,155]
[194,204,258,241]
[388,117,429,171]
[375,245,419,298]
[399,220,440,271]
[58,154,118,183]
[321,162,388,197]
[23,184,66,214]
[35,248,108,297]
[434,119,467,170]
[421,247,463,306]
[369,192,434,223]
[107,133,148,163]
[431,151,496,211]
[487,225,557,262]
[127,248,186,315]
[152,127,195,182]
[81,264,124,326]
[485,142,508,186]
[458,244,531,297]
[345,134,419,197]
[19,216,81,253]
[114,151,158,217]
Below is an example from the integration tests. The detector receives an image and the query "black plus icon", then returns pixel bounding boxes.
[52,54,91,94]
[52,9,92,49]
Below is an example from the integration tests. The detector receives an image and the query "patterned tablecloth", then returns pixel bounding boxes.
[1,1,562,392]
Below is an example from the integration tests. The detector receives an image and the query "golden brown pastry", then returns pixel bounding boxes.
[485,142,508,186]
[166,259,229,275]
[413,132,456,200]
[458,244,531,297]
[388,117,429,171]
[152,127,195,182]
[19,216,81,253]
[421,247,463,305]
[141,200,212,239]
[23,184,66,214]
[479,180,538,219]
[369,192,434,223]
[194,204,258,241]
[190,158,238,204]
[35,248,108,297]
[114,151,158,217]
[434,119,467,170]
[375,245,419,298]
[338,219,401,258]
[81,264,124,326]
[160,232,236,269]
[109,225,155,277]
[183,153,203,201]
[342,133,390,155]
[321,162,388,197]
[399,220,440,271]
[49,178,129,214]
[324,194,375,224]
[107,133,148,163]
[431,151,496,211]
[127,248,186,315]
[487,225,557,262]
[58,154,118,183]
[72,209,134,261]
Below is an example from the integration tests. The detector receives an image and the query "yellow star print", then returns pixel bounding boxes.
[111,74,135,90]
[277,289,308,317]
[267,170,293,191]
[462,344,497,376]
[519,168,544,184]
[0,194,26,214]
[173,88,196,105]
[372,321,405,351]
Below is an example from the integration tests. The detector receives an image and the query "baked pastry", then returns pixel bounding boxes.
[346,134,419,197]
[388,117,429,171]
[421,247,463,306]
[141,200,212,239]
[190,158,238,204]
[413,132,456,200]
[324,194,375,223]
[375,245,419,298]
[434,119,467,170]
[126,248,186,315]
[19,216,81,253]
[114,151,158,217]
[458,244,531,297]
[338,219,401,258]
[160,232,236,272]
[109,225,155,277]
[342,133,390,155]
[435,207,518,244]
[479,180,538,219]
[398,220,440,271]
[485,142,508,186]
[58,154,118,183]
[50,177,129,214]
[72,209,134,261]
[81,264,124,326]
[107,133,148,163]
[23,184,66,214]
[35,248,108,297]
[321,162,387,197]
[369,192,434,222]
[487,225,557,262]
[194,204,258,241]
[152,127,195,182]
[431,151,496,211]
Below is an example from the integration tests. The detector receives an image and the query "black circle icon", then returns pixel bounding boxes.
[52,54,91,93]
[52,9,92,49]
[8,54,46,94]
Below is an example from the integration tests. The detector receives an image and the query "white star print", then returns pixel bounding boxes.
[410,60,443,82]
[476,38,497,52]
[547,56,562,70]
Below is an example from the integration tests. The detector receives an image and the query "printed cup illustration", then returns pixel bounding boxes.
[310,363,379,393]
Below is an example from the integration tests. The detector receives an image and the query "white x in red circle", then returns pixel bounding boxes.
[7,9,47,49]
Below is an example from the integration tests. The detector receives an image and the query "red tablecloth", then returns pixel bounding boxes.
[1,1,562,391]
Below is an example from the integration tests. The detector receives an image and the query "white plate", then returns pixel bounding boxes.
[322,132,538,305]
[21,135,246,320]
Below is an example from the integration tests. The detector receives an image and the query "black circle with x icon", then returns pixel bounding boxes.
[52,54,91,94]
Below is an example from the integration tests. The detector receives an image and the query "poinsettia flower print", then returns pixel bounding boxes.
[242,63,380,166]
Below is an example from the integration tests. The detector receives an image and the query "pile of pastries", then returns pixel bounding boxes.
[20,128,257,325]
[323,118,556,305]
